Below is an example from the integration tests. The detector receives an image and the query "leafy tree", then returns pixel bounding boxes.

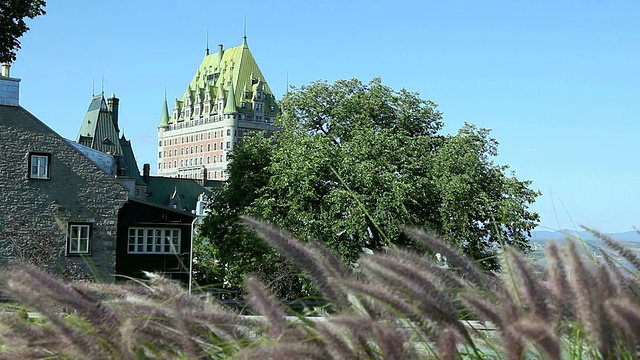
[198,78,540,296]
[195,135,307,299]
[0,0,46,64]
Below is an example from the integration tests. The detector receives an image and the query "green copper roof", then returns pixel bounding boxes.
[223,82,237,114]
[144,177,212,212]
[169,39,278,123]
[76,94,123,155]
[159,97,170,127]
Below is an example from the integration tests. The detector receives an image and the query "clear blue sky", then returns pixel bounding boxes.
[11,0,640,233]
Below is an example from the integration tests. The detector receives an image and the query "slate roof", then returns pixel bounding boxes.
[118,135,145,185]
[76,94,122,155]
[66,139,116,175]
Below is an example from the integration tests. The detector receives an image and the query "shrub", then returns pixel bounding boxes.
[0,221,638,359]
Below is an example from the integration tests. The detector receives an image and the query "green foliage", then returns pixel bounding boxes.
[196,135,307,299]
[198,78,540,297]
[0,0,46,64]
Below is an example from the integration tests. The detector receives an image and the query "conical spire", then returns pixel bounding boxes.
[224,82,237,114]
[159,96,170,127]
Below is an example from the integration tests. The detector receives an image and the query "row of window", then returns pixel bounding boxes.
[128,228,181,254]
[66,224,183,255]
[171,170,225,179]
[160,129,234,147]
[159,141,232,158]
[159,153,228,170]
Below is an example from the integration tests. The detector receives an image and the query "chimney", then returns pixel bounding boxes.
[1,63,10,77]
[201,166,208,186]
[107,93,120,132]
[143,163,150,183]
[218,44,223,63]
[0,65,20,106]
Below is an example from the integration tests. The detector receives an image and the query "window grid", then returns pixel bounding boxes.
[128,228,181,254]
[30,154,49,179]
[68,224,90,254]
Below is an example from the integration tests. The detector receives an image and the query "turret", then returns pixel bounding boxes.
[224,82,237,115]
[159,97,170,127]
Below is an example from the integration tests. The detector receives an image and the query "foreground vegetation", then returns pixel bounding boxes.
[1,219,639,359]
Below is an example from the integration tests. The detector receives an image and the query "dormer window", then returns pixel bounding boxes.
[29,152,51,179]
[241,102,246,108]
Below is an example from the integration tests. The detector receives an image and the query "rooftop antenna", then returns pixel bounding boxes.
[206,27,210,55]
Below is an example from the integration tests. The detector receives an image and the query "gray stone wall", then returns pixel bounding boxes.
[0,105,129,282]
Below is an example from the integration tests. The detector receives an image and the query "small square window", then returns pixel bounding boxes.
[68,223,91,255]
[28,152,51,179]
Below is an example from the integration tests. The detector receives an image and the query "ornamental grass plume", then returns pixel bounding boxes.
[2,221,640,359]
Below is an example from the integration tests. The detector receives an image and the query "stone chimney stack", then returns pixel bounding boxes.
[1,63,10,77]
[201,166,208,186]
[107,93,120,132]
[0,64,20,106]
[143,163,150,183]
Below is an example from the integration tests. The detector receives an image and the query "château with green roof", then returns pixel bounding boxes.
[157,35,279,180]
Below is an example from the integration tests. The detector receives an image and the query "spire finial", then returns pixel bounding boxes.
[101,74,104,96]
[206,28,210,55]
[164,86,167,101]
[92,77,95,96]
[242,16,248,47]
[286,72,289,94]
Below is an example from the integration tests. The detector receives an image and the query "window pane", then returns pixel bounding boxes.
[80,226,89,239]
[71,226,79,239]
[80,239,88,253]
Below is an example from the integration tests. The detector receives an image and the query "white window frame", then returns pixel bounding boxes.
[128,227,181,254]
[29,153,50,179]
[68,224,91,255]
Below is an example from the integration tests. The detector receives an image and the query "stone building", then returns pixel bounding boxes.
[0,66,130,281]
[74,90,216,283]
[157,35,279,180]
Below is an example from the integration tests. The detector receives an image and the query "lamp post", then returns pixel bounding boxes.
[189,195,208,294]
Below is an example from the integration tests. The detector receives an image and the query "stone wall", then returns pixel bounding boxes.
[0,104,129,282]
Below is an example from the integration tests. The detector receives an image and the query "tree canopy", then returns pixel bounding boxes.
[197,78,540,297]
[0,0,46,64]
